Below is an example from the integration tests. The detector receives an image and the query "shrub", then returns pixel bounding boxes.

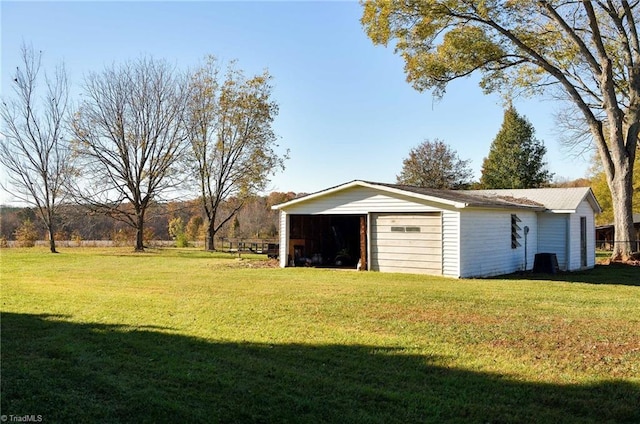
[168,217,184,239]
[143,228,156,245]
[111,229,134,247]
[185,216,204,243]
[169,217,190,247]
[175,233,190,248]
[54,230,69,242]
[14,219,38,247]
[71,231,83,247]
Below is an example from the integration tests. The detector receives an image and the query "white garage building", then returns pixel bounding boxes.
[272,180,601,278]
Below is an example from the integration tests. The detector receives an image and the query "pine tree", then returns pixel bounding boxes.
[480,106,553,189]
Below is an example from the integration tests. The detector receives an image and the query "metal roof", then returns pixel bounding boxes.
[370,182,546,210]
[464,187,602,213]
[272,180,556,211]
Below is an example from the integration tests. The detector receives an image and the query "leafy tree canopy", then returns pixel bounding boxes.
[480,106,553,188]
[187,56,287,250]
[397,138,473,189]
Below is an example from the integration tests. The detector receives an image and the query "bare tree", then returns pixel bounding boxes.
[187,57,287,250]
[0,45,71,253]
[71,57,189,251]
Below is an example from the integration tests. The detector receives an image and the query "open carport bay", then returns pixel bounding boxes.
[287,215,363,268]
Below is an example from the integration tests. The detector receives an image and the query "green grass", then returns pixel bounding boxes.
[1,247,639,423]
[597,249,611,261]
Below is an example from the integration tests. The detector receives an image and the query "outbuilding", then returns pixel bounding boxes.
[271,180,601,278]
[595,213,640,252]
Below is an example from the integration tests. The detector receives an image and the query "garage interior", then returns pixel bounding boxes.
[288,214,366,269]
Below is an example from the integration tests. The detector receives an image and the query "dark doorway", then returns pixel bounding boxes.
[288,215,363,268]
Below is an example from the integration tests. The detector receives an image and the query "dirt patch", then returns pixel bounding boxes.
[223,258,280,269]
[598,257,640,266]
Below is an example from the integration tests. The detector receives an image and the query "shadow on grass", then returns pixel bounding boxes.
[2,312,638,423]
[498,264,640,286]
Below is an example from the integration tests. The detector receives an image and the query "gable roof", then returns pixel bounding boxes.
[370,182,546,209]
[272,180,547,211]
[464,187,602,213]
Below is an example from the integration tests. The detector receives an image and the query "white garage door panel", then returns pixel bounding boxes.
[372,222,441,230]
[373,232,442,241]
[374,223,442,231]
[378,252,441,262]
[376,264,442,274]
[371,213,442,275]
[375,257,440,264]
[372,246,442,255]
[376,263,442,272]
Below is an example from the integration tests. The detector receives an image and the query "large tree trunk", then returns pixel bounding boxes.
[48,227,58,254]
[135,213,145,251]
[45,208,58,253]
[609,162,636,261]
[600,117,638,261]
[205,220,215,251]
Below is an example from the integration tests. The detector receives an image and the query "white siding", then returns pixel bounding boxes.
[537,213,569,271]
[282,186,444,215]
[567,200,597,270]
[370,213,442,275]
[459,210,537,278]
[278,211,289,268]
[442,210,460,277]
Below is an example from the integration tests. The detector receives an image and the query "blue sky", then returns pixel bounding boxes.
[1,1,593,205]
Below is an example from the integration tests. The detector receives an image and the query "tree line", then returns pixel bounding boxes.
[1,47,288,253]
[0,192,298,247]
[396,105,554,190]
[395,103,639,227]
[4,0,639,260]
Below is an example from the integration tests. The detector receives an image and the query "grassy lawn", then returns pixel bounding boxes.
[1,247,639,423]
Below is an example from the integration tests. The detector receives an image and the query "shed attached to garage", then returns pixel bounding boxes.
[272,181,601,278]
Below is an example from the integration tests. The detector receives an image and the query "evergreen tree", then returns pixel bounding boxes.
[480,107,553,189]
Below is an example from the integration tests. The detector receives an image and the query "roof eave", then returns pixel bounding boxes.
[358,181,465,208]
[272,180,466,210]
[465,204,546,212]
[271,180,362,210]
[586,189,603,214]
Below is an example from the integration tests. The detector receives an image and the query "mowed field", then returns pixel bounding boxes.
[1,247,639,423]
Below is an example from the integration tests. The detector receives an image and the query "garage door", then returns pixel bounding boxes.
[370,213,442,275]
